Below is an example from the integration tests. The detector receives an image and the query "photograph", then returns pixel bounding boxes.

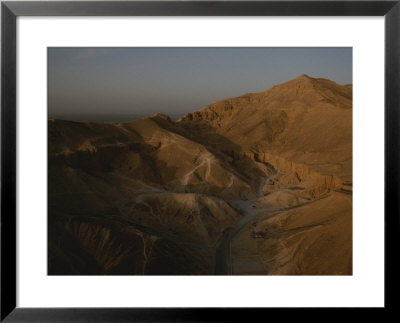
[47,47,352,276]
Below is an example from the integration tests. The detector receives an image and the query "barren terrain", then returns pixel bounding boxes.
[48,75,352,275]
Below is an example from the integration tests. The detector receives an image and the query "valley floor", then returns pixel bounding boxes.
[216,175,352,275]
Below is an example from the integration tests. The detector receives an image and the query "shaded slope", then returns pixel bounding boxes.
[48,115,260,274]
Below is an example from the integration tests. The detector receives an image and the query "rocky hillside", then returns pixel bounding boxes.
[49,75,352,275]
[179,74,352,182]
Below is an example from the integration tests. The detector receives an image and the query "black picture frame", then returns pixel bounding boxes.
[1,1,399,321]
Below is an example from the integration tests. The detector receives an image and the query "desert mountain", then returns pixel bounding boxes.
[179,74,352,181]
[48,75,352,275]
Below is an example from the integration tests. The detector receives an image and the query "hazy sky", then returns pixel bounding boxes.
[48,47,352,118]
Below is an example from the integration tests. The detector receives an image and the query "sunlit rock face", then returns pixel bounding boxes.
[48,75,352,275]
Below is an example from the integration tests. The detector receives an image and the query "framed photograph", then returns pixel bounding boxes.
[1,0,399,321]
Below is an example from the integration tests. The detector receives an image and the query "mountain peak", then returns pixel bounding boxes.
[296,74,313,80]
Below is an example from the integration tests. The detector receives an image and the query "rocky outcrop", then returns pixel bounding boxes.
[235,150,343,193]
